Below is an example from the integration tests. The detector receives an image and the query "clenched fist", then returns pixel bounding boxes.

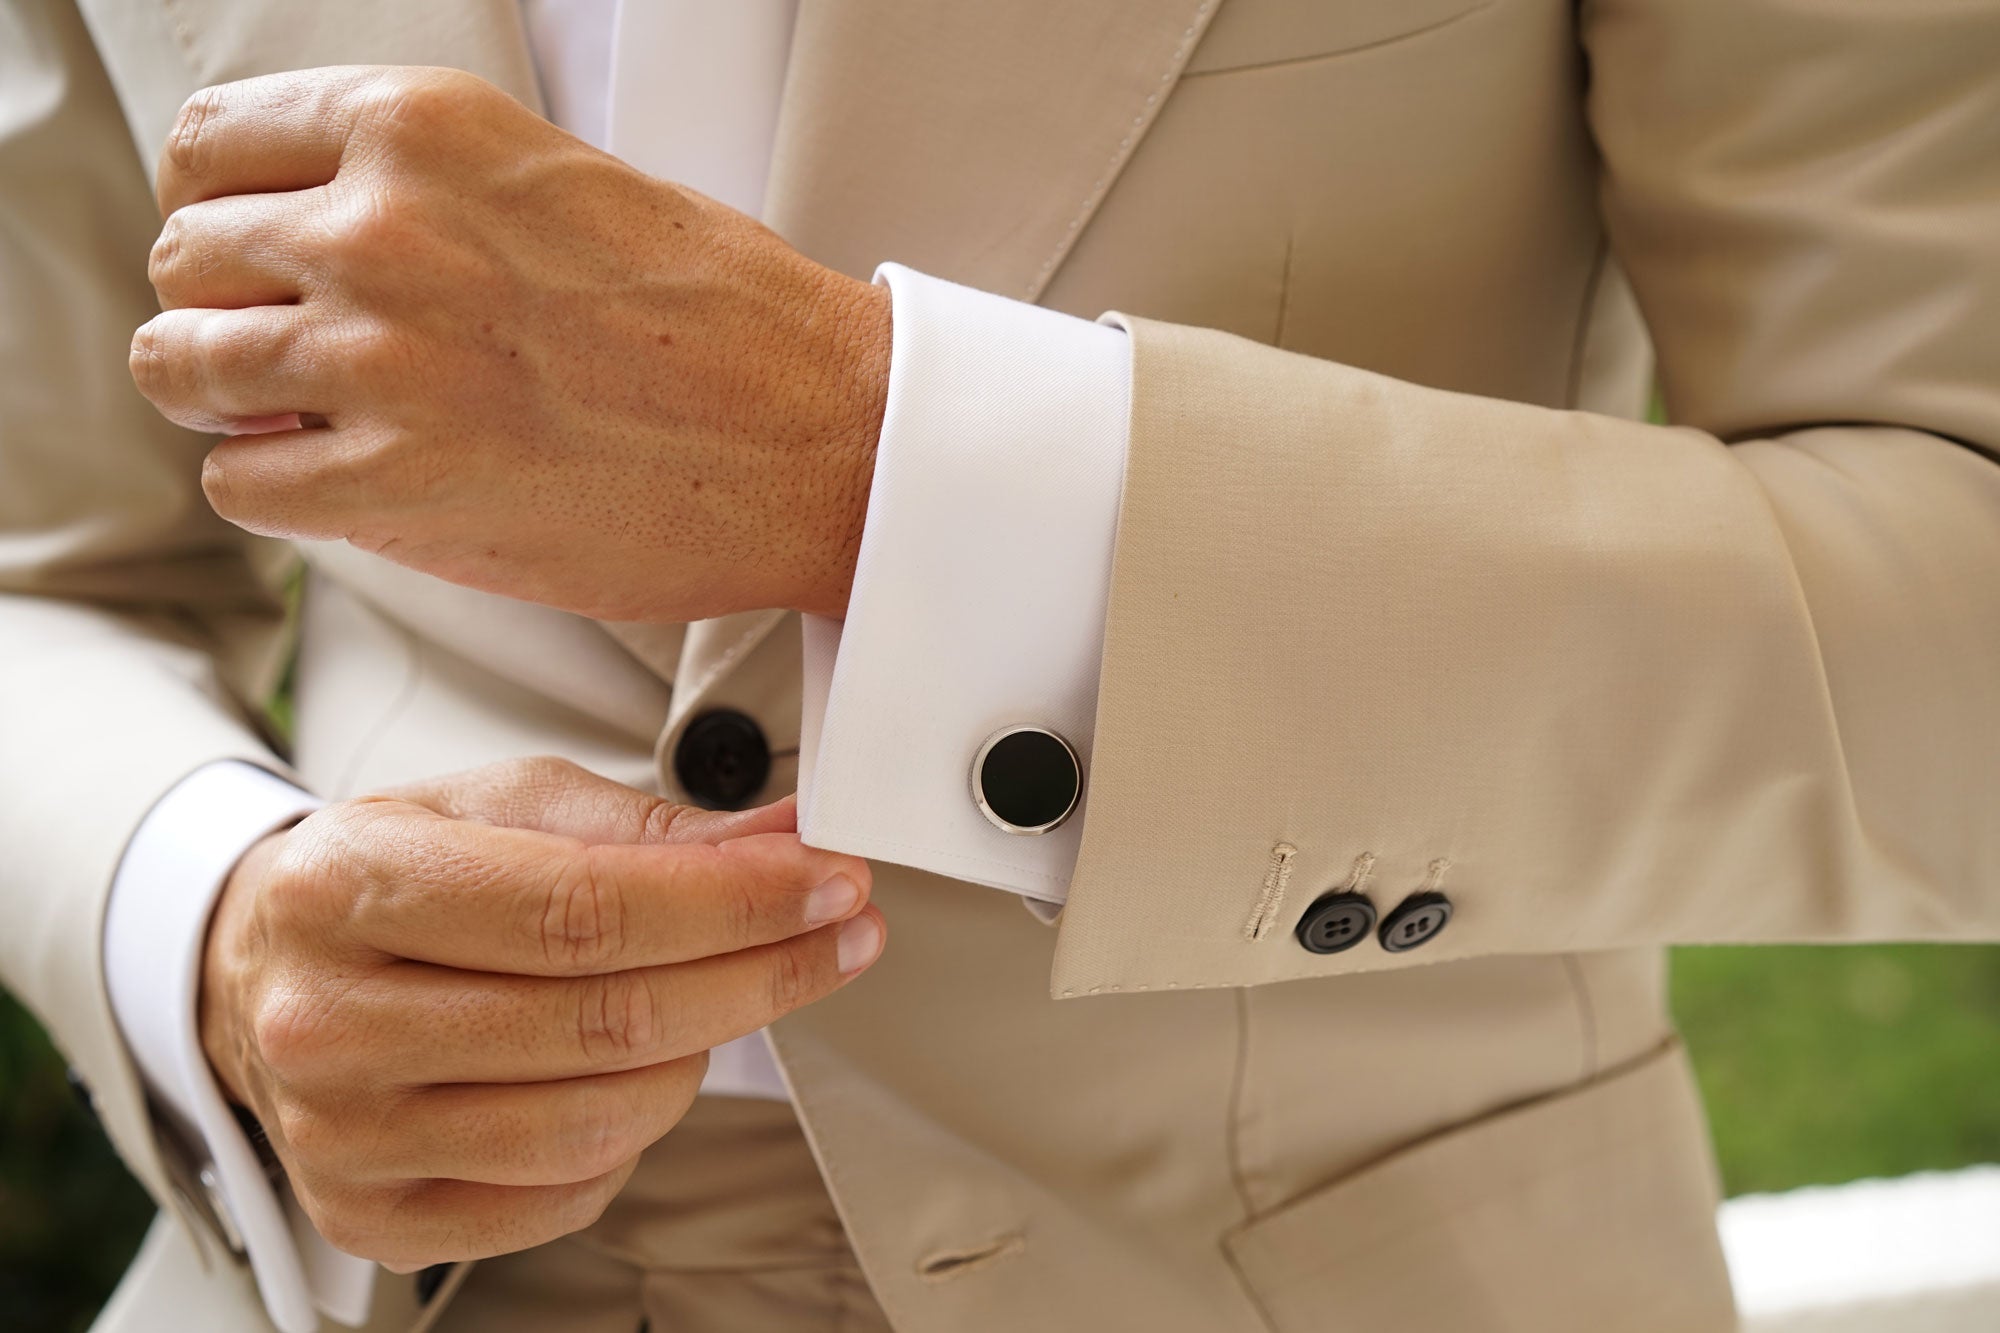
[198,758,883,1269]
[132,65,891,623]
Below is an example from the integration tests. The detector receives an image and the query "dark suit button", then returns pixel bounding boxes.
[1295,891,1376,955]
[1379,892,1453,953]
[674,710,771,810]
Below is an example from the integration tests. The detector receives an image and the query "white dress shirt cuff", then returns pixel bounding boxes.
[103,760,372,1333]
[798,264,1131,904]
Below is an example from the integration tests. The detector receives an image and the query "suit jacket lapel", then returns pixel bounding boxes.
[765,0,1223,300]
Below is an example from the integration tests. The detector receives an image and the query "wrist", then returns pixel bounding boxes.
[794,274,890,619]
[198,827,284,1111]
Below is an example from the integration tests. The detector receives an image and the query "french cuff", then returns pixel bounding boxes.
[103,760,374,1332]
[798,263,1132,904]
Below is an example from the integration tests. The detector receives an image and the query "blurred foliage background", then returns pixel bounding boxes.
[0,994,155,1332]
[4,944,1999,1329]
[1676,944,2000,1194]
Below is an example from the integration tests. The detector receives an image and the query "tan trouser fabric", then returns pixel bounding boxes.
[433,1097,893,1333]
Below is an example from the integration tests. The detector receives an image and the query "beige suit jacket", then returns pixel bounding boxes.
[4,0,1997,1329]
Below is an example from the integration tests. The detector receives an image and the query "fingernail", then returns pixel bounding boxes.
[836,913,883,974]
[804,875,861,926]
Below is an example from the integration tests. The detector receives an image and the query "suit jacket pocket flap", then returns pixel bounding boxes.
[1224,1041,1738,1333]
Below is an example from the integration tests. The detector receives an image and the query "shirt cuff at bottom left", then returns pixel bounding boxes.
[102,759,370,1332]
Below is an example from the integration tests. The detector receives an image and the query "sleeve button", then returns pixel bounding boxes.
[1295,891,1377,955]
[1379,892,1453,953]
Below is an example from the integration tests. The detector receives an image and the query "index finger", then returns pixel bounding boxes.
[156,66,386,216]
[313,802,875,976]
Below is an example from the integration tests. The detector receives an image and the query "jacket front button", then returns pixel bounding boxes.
[1295,891,1376,955]
[1379,892,1453,953]
[674,709,771,810]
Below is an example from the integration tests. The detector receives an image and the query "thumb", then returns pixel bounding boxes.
[384,757,799,846]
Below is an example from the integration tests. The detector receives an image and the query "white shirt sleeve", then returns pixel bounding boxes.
[103,760,376,1333]
[797,264,1131,905]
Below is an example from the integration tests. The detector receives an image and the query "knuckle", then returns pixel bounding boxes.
[198,317,261,383]
[166,86,226,182]
[363,67,484,141]
[636,797,687,845]
[550,1093,635,1181]
[127,321,170,398]
[724,866,769,940]
[765,940,817,1016]
[322,189,422,274]
[296,802,385,892]
[541,854,625,972]
[248,988,333,1080]
[133,313,226,410]
[147,217,186,293]
[251,838,321,931]
[365,76,443,137]
[506,755,585,794]
[334,318,405,387]
[573,971,658,1065]
[201,447,252,524]
[263,308,306,363]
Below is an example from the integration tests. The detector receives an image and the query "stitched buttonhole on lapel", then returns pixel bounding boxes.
[916,1232,1027,1282]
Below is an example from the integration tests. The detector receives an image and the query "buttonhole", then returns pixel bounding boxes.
[916,1231,1026,1282]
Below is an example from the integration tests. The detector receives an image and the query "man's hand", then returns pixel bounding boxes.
[132,66,891,622]
[198,758,883,1270]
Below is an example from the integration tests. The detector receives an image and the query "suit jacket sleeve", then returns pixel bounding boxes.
[1052,0,2000,995]
[0,0,295,1230]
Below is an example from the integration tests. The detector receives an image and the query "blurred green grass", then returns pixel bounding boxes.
[3,943,1997,1329]
[0,996,154,1333]
[1674,943,2000,1195]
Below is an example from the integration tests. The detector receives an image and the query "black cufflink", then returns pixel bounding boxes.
[1379,892,1453,953]
[971,726,1081,834]
[1295,891,1376,955]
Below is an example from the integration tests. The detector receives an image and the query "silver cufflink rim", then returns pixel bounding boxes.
[970,724,1081,836]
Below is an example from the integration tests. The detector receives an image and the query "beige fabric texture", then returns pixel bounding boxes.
[2,0,1995,1330]
[432,1096,893,1333]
